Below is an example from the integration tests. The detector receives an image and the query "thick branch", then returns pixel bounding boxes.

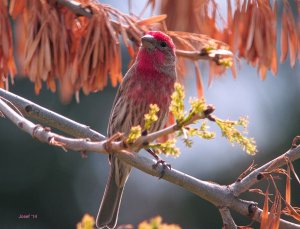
[115,151,300,229]
[0,97,127,154]
[0,90,300,228]
[0,89,104,141]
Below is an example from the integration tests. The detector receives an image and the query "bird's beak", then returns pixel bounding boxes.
[141,34,155,50]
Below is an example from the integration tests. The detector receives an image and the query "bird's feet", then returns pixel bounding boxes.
[146,148,171,178]
[152,159,171,178]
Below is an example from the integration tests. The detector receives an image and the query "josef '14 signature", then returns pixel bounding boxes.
[18,214,38,219]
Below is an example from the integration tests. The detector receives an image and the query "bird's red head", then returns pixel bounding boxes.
[137,31,176,75]
[146,31,175,50]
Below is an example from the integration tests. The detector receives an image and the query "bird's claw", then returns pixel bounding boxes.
[152,159,171,179]
[146,148,171,178]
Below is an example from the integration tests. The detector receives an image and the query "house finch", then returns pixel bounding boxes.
[96,31,176,229]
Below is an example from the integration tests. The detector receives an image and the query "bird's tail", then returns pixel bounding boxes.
[96,164,124,229]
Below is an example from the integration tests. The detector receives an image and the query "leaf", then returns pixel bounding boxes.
[127,44,135,59]
[259,64,267,81]
[289,161,300,185]
[270,47,277,75]
[136,14,167,26]
[285,165,291,205]
[150,139,180,157]
[47,77,56,93]
[286,5,298,67]
[144,104,160,130]
[280,10,288,63]
[169,83,185,122]
[283,202,300,221]
[268,191,281,229]
[249,188,265,196]
[138,216,181,229]
[246,5,256,52]
[127,125,142,144]
[215,117,257,155]
[34,79,42,95]
[260,185,269,229]
[271,168,288,176]
[9,0,26,19]
[208,62,215,86]
[194,62,204,98]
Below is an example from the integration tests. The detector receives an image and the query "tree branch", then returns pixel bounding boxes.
[0,97,122,154]
[0,90,300,228]
[219,207,237,229]
[230,148,300,196]
[0,89,212,154]
[0,89,104,141]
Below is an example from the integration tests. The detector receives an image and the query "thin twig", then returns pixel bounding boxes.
[176,49,233,61]
[175,49,234,67]
[134,105,215,149]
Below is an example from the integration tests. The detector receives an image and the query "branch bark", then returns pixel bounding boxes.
[230,149,300,196]
[0,89,104,141]
[0,89,300,229]
[219,207,237,229]
[0,97,118,154]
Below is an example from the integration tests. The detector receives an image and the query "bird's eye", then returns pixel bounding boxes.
[160,41,167,48]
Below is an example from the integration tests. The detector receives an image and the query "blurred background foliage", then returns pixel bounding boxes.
[1,0,300,228]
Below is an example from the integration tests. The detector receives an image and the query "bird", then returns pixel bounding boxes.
[96,31,177,229]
